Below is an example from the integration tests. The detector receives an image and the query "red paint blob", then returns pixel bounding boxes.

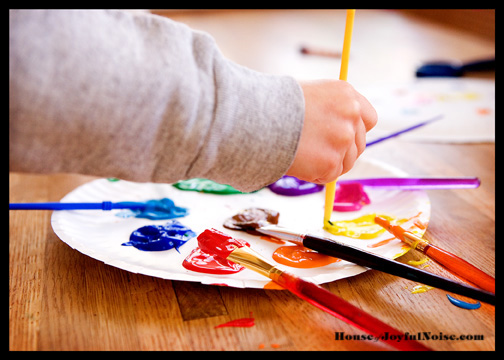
[197,228,249,258]
[215,312,255,328]
[182,248,245,274]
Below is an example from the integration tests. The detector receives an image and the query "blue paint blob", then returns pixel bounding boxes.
[122,220,196,252]
[116,198,189,220]
[446,294,481,310]
[136,198,189,220]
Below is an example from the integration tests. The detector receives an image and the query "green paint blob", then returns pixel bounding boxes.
[172,178,248,195]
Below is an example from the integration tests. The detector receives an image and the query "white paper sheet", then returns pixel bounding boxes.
[362,78,495,143]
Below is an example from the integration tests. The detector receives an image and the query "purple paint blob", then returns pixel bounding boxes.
[268,176,324,196]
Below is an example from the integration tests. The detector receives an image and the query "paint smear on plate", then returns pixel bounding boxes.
[325,212,425,241]
[367,236,397,248]
[324,214,398,239]
[407,258,429,267]
[260,235,285,244]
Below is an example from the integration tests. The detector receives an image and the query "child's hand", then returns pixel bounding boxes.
[286,80,377,184]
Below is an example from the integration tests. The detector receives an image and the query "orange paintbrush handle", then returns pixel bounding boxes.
[375,216,495,294]
[272,271,431,351]
[418,240,495,293]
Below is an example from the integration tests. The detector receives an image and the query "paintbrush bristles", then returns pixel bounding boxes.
[374,216,428,251]
[227,245,284,279]
[197,228,285,279]
[402,232,429,252]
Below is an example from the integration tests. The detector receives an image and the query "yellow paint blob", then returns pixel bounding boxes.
[411,285,433,294]
[393,244,412,259]
[324,213,406,239]
[407,258,429,266]
[324,212,426,242]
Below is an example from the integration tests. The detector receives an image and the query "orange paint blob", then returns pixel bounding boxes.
[263,281,285,290]
[272,245,340,268]
[476,107,491,115]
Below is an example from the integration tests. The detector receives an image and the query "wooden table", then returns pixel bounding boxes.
[10,10,495,351]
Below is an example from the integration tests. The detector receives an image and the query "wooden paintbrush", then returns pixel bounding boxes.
[374,216,495,293]
[197,228,432,351]
[223,208,495,304]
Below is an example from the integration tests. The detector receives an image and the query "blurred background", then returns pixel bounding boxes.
[143,9,495,144]
[146,9,494,85]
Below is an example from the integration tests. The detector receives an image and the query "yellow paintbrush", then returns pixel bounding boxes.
[324,9,355,228]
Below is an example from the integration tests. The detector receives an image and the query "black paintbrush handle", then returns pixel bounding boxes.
[303,235,495,305]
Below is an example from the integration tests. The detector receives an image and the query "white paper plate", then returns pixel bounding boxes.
[51,157,430,288]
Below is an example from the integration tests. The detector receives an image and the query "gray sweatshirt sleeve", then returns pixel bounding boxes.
[9,10,305,192]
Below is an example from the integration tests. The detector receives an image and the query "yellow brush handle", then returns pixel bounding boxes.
[323,9,355,227]
[339,9,355,82]
[323,181,337,226]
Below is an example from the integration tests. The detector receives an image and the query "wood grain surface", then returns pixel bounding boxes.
[10,10,495,351]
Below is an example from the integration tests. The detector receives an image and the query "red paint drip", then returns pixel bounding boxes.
[215,312,255,328]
